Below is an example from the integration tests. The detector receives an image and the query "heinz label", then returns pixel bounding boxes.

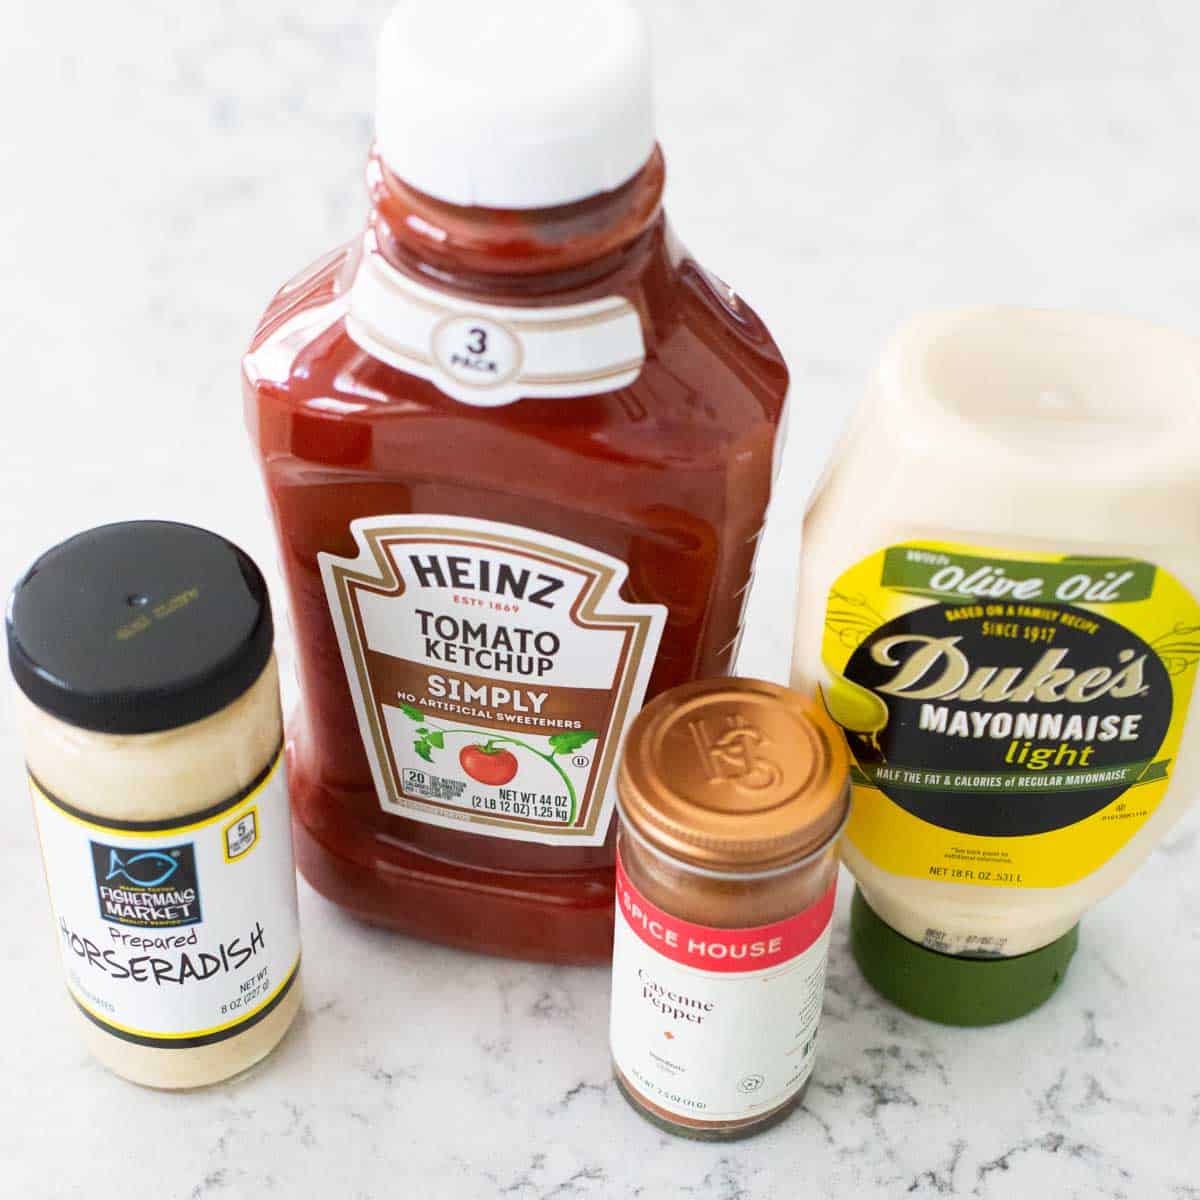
[320,515,666,846]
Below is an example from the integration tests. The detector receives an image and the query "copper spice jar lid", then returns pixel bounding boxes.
[618,677,851,873]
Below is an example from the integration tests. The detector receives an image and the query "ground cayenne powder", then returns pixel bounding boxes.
[610,678,850,1139]
[10,522,302,1088]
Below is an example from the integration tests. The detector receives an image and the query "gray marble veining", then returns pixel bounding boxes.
[3,1,1199,1196]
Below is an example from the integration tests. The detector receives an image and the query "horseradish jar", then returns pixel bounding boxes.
[10,522,303,1087]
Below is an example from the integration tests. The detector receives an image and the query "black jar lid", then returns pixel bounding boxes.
[7,521,274,735]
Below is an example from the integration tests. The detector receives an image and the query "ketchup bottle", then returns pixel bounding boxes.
[244,0,789,963]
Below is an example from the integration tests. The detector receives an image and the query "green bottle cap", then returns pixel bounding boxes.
[849,888,1079,1026]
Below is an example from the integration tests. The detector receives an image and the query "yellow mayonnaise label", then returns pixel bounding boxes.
[823,542,1200,888]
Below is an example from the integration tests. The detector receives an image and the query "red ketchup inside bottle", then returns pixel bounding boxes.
[243,0,788,963]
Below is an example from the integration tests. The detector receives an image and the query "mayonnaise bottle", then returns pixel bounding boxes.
[792,308,1200,1024]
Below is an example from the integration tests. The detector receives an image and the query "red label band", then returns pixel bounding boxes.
[614,850,837,974]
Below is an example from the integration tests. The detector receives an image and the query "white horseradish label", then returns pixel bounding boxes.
[610,854,836,1123]
[823,542,1200,889]
[345,233,646,408]
[32,750,301,1047]
[319,516,666,846]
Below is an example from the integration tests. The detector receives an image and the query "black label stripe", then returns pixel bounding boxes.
[71,958,300,1050]
[32,742,284,833]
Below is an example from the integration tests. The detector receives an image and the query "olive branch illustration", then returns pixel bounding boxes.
[824,589,889,651]
[399,705,597,823]
[1149,623,1200,678]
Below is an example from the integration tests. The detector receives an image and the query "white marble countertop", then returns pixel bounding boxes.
[4,2,1200,1196]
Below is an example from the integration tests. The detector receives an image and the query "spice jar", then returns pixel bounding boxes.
[9,521,303,1089]
[610,678,850,1140]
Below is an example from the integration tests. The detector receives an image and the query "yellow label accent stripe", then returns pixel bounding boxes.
[69,955,301,1045]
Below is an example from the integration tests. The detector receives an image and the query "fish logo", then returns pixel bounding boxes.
[103,848,180,888]
[91,839,202,927]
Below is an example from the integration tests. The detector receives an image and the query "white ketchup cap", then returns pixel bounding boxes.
[374,0,656,210]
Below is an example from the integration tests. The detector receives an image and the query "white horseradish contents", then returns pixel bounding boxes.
[792,308,1200,1023]
[10,522,302,1086]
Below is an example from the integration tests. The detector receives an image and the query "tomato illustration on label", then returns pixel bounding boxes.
[399,704,599,823]
[460,745,520,786]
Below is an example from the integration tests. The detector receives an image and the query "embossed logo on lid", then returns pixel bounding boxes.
[618,678,851,873]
